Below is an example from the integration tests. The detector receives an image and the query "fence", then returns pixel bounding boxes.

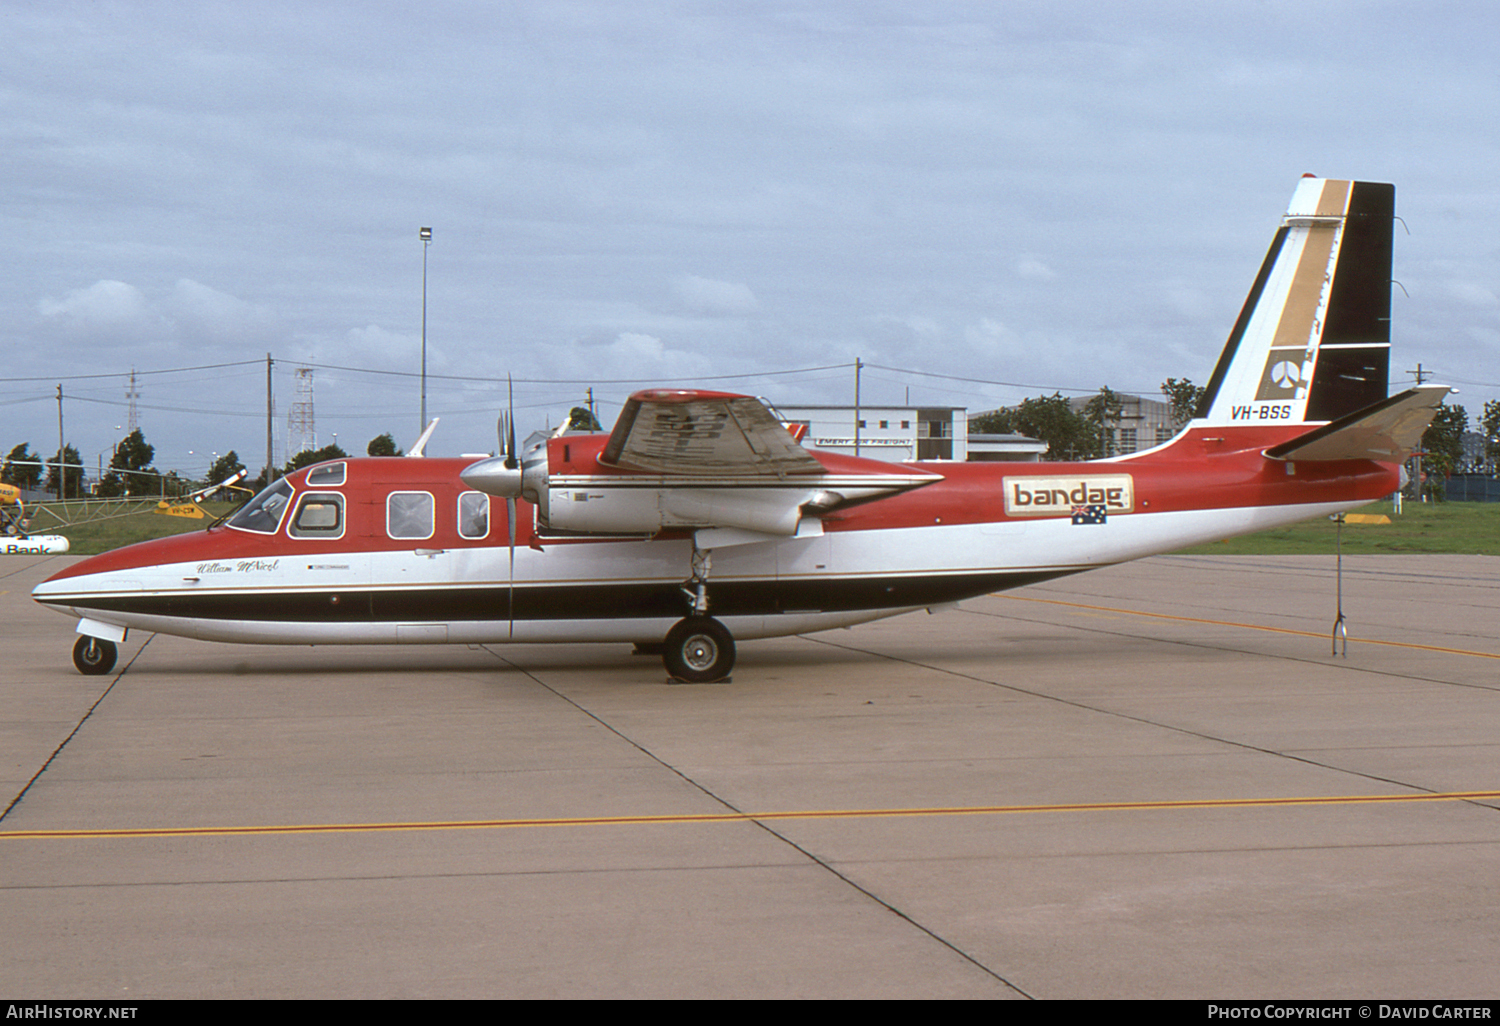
[1443,474,1500,502]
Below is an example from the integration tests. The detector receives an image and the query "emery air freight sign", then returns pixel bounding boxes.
[1003,474,1134,518]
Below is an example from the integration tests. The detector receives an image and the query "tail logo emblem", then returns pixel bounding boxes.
[1270,361,1301,390]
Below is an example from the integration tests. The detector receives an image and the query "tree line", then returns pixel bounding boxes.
[968,380,1489,500]
[5,397,1493,501]
[1,431,410,500]
[969,378,1207,461]
[1417,399,1500,499]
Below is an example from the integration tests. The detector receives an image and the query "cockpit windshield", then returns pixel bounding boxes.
[225,478,294,535]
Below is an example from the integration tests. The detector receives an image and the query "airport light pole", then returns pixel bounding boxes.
[56,384,64,500]
[419,227,432,435]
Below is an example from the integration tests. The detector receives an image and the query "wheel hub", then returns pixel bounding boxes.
[683,635,717,671]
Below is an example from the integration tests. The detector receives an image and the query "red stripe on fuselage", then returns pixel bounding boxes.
[823,426,1399,532]
[41,457,535,583]
[40,425,1399,587]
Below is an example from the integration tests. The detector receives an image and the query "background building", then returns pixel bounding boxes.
[966,434,1048,462]
[1066,393,1176,455]
[775,405,968,462]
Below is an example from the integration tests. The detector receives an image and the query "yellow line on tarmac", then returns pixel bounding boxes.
[5,790,1499,842]
[1001,595,1500,660]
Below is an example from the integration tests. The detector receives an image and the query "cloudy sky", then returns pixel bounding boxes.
[4,1,1497,476]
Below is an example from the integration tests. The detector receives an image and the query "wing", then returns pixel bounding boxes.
[467,390,937,539]
[600,389,825,477]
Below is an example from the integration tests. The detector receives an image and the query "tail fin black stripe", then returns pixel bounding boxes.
[1306,181,1394,420]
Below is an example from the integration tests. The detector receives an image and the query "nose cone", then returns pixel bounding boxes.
[31,528,225,608]
[460,456,524,498]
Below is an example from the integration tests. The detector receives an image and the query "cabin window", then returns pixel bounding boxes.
[289,493,344,539]
[306,462,346,487]
[387,491,434,540]
[458,492,489,539]
[226,478,293,535]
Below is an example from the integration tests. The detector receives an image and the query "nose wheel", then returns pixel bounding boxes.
[663,616,735,683]
[72,635,118,676]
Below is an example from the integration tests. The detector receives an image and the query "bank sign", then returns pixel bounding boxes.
[1003,474,1134,518]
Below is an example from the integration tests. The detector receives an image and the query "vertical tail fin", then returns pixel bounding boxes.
[1198,177,1393,427]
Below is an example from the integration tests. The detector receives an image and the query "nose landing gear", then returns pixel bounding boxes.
[72,635,118,676]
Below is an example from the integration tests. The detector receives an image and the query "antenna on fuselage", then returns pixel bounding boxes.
[408,418,440,458]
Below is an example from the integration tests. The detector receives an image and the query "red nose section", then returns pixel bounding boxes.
[40,528,273,583]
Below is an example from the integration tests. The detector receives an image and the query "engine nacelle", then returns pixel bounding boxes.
[541,483,818,536]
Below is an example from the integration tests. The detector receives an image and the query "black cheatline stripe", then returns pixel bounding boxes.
[50,570,1075,624]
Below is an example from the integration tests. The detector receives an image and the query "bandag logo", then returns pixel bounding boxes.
[1003,474,1134,517]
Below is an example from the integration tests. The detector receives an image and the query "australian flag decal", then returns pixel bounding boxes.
[1071,504,1107,525]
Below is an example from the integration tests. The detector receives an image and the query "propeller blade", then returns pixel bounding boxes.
[507,496,517,639]
[504,375,518,638]
[505,376,518,470]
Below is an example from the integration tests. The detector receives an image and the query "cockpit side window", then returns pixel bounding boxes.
[226,478,294,535]
[289,493,344,539]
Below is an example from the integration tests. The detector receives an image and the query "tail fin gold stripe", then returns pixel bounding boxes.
[1267,225,1339,355]
[1315,177,1351,217]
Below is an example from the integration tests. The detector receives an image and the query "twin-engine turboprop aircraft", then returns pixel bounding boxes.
[33,177,1447,681]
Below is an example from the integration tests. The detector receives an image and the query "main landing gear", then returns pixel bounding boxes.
[72,635,118,676]
[661,541,736,683]
[663,616,735,683]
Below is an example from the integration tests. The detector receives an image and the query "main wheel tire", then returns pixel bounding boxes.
[663,616,735,683]
[72,635,118,676]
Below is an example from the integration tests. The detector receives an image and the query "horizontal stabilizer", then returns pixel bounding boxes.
[1264,385,1449,462]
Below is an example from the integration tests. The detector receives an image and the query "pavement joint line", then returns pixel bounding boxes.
[7,789,1500,842]
[1002,594,1500,659]
[484,649,1031,997]
[0,636,151,824]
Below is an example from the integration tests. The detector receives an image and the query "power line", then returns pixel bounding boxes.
[4,355,1202,429]
[0,360,265,383]
[2,353,1133,395]
[295,360,858,385]
[69,395,266,418]
[863,362,1171,397]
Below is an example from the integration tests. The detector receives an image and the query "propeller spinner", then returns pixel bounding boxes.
[459,429,525,499]
[460,377,536,499]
